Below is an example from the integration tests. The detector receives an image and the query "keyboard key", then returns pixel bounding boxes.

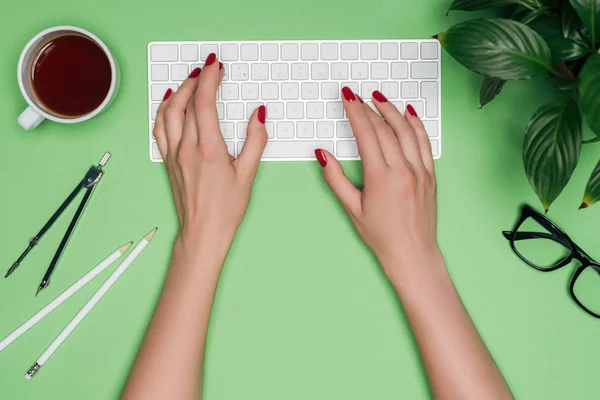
[326,102,344,119]
[421,42,439,60]
[266,122,275,138]
[321,43,338,60]
[201,44,219,61]
[286,102,304,119]
[401,42,418,60]
[266,102,284,119]
[361,82,379,99]
[291,63,310,80]
[277,122,294,138]
[351,63,368,80]
[171,64,189,81]
[281,43,299,61]
[321,82,339,100]
[301,43,319,60]
[216,103,225,120]
[301,82,319,100]
[411,62,438,79]
[220,122,234,139]
[336,121,353,138]
[337,141,359,157]
[237,122,249,138]
[392,101,404,114]
[221,83,239,100]
[297,121,314,138]
[261,43,279,61]
[401,81,419,99]
[227,102,244,120]
[311,63,329,80]
[231,63,249,81]
[423,120,439,138]
[381,42,398,60]
[151,64,169,81]
[331,62,349,80]
[152,142,161,160]
[406,101,424,117]
[317,121,334,138]
[262,83,279,100]
[246,102,262,119]
[371,62,388,79]
[361,43,378,60]
[262,140,334,158]
[341,43,359,60]
[181,44,199,62]
[421,82,439,118]
[226,141,235,156]
[241,44,259,61]
[430,139,440,158]
[271,63,289,80]
[306,102,324,119]
[150,44,178,61]
[367,101,382,116]
[221,44,238,61]
[151,103,160,120]
[242,83,259,100]
[222,64,230,81]
[251,63,269,81]
[341,81,359,94]
[380,82,399,99]
[391,62,409,79]
[151,84,178,101]
[281,82,300,100]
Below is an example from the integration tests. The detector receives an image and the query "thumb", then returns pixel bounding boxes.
[315,149,361,215]
[236,105,268,178]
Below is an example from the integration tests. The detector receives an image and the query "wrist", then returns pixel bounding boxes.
[379,247,446,289]
[171,230,233,274]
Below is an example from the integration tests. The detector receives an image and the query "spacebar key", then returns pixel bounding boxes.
[262,141,334,159]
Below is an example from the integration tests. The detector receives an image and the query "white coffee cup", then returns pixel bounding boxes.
[17,26,120,130]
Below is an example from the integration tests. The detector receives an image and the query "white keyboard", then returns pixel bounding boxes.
[147,40,441,162]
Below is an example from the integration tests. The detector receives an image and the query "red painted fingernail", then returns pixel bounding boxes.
[372,90,388,103]
[407,104,418,117]
[258,105,266,124]
[342,86,356,102]
[219,61,223,70]
[189,68,201,78]
[205,53,216,66]
[163,88,173,101]
[315,149,327,167]
[357,95,365,104]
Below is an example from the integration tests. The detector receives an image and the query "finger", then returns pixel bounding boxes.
[341,86,385,169]
[236,105,268,179]
[405,105,435,175]
[361,98,407,166]
[315,148,361,216]
[194,53,227,149]
[163,68,202,157]
[153,89,173,161]
[371,91,424,170]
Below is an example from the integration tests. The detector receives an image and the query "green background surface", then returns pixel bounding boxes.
[1,0,600,399]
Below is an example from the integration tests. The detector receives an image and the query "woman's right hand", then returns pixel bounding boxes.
[315,88,441,283]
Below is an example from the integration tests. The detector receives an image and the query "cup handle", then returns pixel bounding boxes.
[18,106,45,130]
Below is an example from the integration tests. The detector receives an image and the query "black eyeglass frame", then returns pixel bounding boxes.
[503,205,600,319]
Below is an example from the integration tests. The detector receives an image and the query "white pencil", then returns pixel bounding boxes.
[24,228,157,380]
[0,242,132,354]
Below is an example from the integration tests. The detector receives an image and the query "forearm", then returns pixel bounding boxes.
[385,253,513,400]
[121,236,227,400]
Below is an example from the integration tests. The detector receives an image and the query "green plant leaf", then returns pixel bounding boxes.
[437,18,552,80]
[583,136,600,143]
[523,98,582,211]
[581,159,600,208]
[569,0,600,43]
[530,16,592,61]
[580,53,600,136]
[480,77,507,107]
[448,0,538,12]
[546,73,579,90]
[520,5,553,24]
[562,0,588,39]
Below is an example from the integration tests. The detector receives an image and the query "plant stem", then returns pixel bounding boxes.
[516,1,537,12]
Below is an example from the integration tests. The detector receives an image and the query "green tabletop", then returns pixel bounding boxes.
[1,0,600,398]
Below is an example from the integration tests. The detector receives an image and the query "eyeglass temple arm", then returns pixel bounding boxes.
[502,231,571,248]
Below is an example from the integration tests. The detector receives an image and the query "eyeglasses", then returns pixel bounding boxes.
[503,205,600,319]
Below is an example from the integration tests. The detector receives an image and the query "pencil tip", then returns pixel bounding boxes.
[144,227,158,242]
[580,202,589,210]
[119,242,134,255]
